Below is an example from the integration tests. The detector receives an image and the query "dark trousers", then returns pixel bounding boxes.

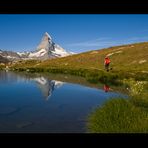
[105,64,110,71]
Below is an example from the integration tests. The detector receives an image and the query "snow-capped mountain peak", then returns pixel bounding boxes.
[33,32,72,60]
[0,32,74,62]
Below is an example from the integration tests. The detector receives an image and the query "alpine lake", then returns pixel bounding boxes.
[0,70,127,133]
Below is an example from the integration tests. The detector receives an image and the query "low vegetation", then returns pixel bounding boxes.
[0,64,5,70]
[87,98,148,133]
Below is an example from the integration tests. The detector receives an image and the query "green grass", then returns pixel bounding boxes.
[87,79,148,133]
[87,98,148,133]
[0,64,5,70]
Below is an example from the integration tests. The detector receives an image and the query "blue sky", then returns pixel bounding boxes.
[0,14,148,53]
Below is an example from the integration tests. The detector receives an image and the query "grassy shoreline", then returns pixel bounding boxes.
[87,78,148,133]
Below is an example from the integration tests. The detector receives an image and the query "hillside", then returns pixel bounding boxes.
[12,41,148,73]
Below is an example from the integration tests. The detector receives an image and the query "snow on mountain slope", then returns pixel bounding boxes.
[52,44,70,57]
[17,52,29,56]
[28,49,47,58]
[0,32,75,62]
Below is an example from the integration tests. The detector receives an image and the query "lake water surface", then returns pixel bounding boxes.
[0,71,127,133]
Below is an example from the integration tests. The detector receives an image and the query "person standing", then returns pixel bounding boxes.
[104,56,111,72]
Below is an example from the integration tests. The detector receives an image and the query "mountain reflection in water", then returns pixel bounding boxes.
[0,71,64,101]
[32,77,64,101]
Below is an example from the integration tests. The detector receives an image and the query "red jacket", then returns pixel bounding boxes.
[104,58,110,64]
[104,85,110,92]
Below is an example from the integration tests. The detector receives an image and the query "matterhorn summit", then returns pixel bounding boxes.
[28,32,72,60]
[36,32,53,52]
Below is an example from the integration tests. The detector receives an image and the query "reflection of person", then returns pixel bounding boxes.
[104,84,110,92]
[104,56,111,72]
